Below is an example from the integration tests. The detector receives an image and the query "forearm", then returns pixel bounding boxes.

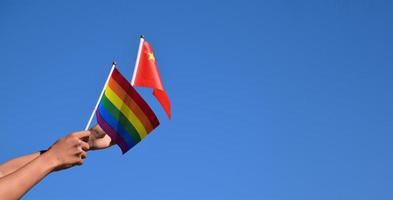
[0,153,57,199]
[0,152,40,178]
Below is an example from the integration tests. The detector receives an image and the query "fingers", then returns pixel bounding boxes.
[50,131,93,171]
[75,146,87,166]
[73,133,89,161]
[76,160,84,166]
[74,140,89,157]
[73,131,91,139]
[80,151,87,159]
[79,140,90,151]
[76,148,87,166]
[90,125,106,139]
[73,131,91,143]
[72,158,84,166]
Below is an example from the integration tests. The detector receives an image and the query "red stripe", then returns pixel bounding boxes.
[111,67,160,128]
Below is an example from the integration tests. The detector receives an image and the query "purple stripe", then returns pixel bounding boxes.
[96,110,130,154]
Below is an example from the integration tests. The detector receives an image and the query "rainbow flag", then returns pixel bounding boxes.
[95,67,160,153]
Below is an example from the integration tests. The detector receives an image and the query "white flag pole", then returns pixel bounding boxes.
[131,35,145,85]
[84,62,116,130]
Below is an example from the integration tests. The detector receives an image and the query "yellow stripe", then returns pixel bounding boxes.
[104,87,148,139]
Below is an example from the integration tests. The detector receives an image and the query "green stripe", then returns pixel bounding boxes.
[101,94,142,142]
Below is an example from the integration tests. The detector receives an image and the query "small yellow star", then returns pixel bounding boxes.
[148,52,155,61]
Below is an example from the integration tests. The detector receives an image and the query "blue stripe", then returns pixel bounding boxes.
[97,103,137,148]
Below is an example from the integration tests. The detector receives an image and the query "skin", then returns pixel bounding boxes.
[0,125,112,199]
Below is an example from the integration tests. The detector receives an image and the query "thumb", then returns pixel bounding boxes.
[90,125,106,139]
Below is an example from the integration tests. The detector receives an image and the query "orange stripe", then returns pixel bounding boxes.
[108,78,154,132]
[111,67,159,128]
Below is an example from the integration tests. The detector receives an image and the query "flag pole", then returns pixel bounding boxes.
[84,62,116,130]
[131,35,145,85]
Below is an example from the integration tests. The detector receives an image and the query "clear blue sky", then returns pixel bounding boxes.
[1,0,392,199]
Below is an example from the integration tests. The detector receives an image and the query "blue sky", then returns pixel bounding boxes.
[1,0,393,199]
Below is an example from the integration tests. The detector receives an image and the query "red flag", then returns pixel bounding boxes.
[132,38,171,119]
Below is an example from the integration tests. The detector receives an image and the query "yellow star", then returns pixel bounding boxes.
[148,52,155,61]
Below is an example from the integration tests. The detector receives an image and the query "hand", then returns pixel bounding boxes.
[87,125,114,150]
[45,131,90,171]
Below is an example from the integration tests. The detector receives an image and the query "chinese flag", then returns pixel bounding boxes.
[132,38,171,119]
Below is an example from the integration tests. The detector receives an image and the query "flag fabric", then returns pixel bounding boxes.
[132,39,171,119]
[96,67,160,153]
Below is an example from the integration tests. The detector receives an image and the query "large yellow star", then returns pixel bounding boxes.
[148,52,155,61]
